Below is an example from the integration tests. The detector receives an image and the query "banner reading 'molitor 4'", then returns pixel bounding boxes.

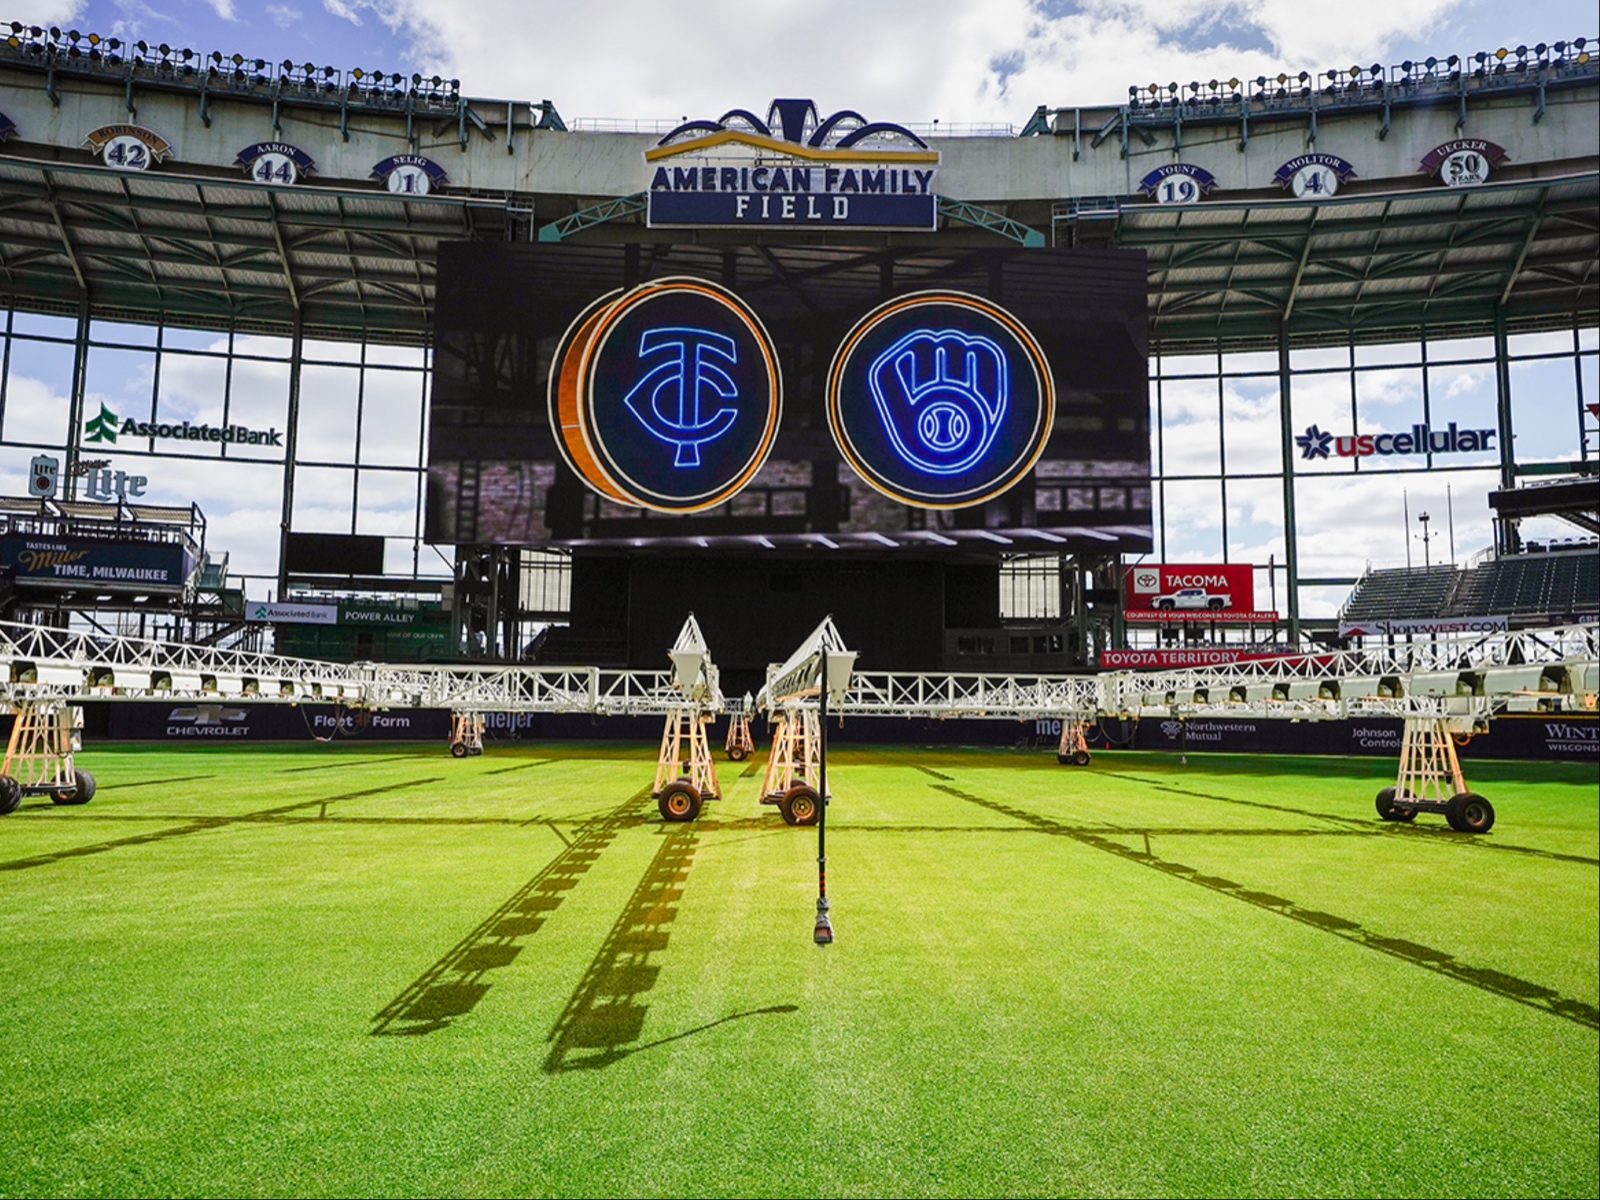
[426,243,1150,551]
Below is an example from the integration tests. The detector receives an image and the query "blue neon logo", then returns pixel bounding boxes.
[548,276,782,513]
[827,290,1053,509]
[621,327,740,468]
[868,329,1008,475]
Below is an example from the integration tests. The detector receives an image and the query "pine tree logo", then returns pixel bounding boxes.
[84,403,119,444]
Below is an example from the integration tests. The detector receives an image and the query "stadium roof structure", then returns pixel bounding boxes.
[0,25,1596,349]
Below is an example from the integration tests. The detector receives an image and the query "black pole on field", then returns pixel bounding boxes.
[814,644,834,946]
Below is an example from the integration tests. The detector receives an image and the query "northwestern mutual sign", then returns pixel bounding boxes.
[644,99,939,230]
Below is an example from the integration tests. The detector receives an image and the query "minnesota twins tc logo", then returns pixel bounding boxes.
[869,329,1008,475]
[829,291,1054,508]
[623,327,741,467]
[548,278,782,513]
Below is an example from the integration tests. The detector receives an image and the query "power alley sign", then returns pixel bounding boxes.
[645,99,939,230]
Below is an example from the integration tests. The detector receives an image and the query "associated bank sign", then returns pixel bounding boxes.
[641,99,939,230]
[85,403,283,448]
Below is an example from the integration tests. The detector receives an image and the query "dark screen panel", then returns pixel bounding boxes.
[284,532,385,576]
[426,242,1151,553]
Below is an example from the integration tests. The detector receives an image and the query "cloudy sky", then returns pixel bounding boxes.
[17,0,1595,126]
[4,1,1592,606]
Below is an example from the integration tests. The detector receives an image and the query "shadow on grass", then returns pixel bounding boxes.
[0,778,444,873]
[543,822,777,1072]
[277,754,439,774]
[932,782,1600,1031]
[98,775,218,790]
[542,824,697,1071]
[370,788,651,1036]
[1098,769,1600,866]
[485,759,555,776]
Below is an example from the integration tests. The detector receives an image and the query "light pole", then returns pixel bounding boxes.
[1418,511,1432,569]
[813,645,833,946]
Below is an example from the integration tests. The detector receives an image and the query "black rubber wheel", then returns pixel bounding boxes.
[1056,752,1072,765]
[1207,598,1224,609]
[658,779,703,822]
[52,768,95,806]
[727,745,748,762]
[781,784,822,827]
[1375,786,1401,821]
[1447,792,1495,834]
[1155,599,1174,610]
[1072,749,1091,767]
[468,746,483,756]
[449,741,469,758]
[1376,786,1417,822]
[0,776,19,816]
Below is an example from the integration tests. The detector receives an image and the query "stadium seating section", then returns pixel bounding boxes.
[1340,545,1599,624]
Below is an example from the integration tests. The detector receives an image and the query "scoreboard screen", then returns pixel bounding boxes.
[426,242,1150,553]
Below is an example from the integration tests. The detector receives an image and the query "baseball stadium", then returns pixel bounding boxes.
[0,13,1596,1197]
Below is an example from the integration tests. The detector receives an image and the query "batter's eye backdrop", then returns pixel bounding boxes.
[426,243,1150,552]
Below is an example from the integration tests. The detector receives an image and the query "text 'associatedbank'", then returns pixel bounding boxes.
[114,418,284,446]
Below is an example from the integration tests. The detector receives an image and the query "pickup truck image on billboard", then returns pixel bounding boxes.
[1152,585,1230,610]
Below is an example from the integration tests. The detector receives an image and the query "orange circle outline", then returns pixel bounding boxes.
[577,277,782,513]
[549,288,631,503]
[825,290,1056,510]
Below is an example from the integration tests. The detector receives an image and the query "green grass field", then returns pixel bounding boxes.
[1,742,1595,1198]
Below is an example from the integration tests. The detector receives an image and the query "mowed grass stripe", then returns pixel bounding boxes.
[0,743,1593,1197]
[920,773,1598,1030]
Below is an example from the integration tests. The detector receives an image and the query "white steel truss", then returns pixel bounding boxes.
[0,619,1593,725]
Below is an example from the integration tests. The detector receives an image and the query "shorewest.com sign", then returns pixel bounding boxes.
[641,99,939,230]
[85,403,283,447]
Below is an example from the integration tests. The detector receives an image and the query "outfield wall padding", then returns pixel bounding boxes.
[73,704,1598,761]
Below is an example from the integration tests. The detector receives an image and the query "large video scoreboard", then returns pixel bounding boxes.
[426,243,1150,553]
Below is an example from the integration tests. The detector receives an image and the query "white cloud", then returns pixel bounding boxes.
[104,0,173,40]
[323,0,365,26]
[202,0,237,18]
[266,4,303,30]
[345,0,1481,124]
[13,0,86,23]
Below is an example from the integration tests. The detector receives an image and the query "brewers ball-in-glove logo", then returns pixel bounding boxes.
[869,329,1008,475]
[548,278,782,512]
[828,291,1054,507]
